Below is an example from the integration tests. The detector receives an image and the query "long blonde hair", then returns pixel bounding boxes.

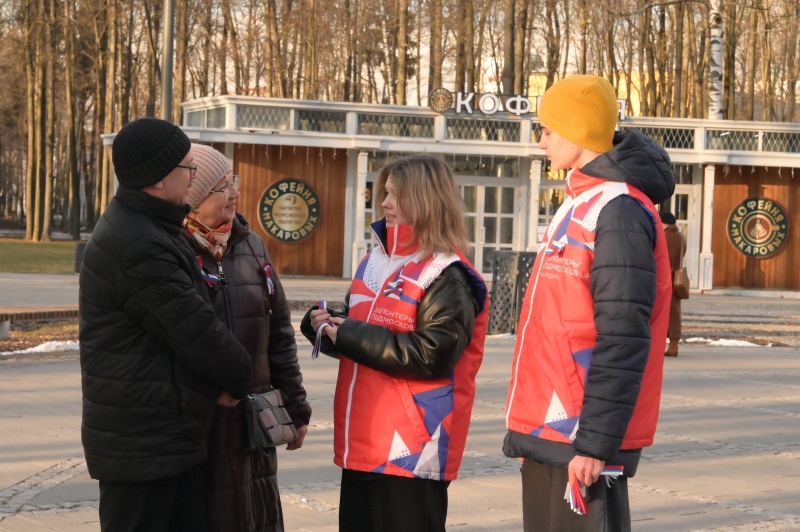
[374,155,470,256]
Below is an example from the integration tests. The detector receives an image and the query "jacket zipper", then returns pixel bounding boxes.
[343,228,399,467]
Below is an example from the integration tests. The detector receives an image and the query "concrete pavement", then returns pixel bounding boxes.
[1,271,799,346]
[2,339,800,530]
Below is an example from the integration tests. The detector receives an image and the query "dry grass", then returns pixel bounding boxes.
[0,239,81,274]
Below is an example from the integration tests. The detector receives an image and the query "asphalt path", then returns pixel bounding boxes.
[1,339,800,531]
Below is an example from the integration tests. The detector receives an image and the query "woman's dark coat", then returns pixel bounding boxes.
[184,213,311,532]
[664,223,687,339]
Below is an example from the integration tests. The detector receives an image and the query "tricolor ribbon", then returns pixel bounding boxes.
[311,300,334,359]
[196,255,221,286]
[564,465,624,515]
[260,262,275,295]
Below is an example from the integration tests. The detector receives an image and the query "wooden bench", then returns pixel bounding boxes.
[0,306,79,340]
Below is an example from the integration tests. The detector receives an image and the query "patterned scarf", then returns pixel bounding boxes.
[183,213,233,261]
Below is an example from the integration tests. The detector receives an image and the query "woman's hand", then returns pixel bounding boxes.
[310,309,344,344]
[216,391,240,407]
[286,424,308,450]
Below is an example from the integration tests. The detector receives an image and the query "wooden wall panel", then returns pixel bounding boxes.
[712,166,799,290]
[231,144,347,277]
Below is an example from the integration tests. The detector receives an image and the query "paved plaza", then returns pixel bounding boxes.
[2,336,800,531]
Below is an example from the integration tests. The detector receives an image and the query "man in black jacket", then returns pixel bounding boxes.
[79,117,253,532]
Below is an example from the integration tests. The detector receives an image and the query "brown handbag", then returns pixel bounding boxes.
[673,267,690,300]
[244,389,298,450]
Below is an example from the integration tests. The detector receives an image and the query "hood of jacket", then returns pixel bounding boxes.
[580,128,675,206]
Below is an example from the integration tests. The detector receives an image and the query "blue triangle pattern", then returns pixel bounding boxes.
[389,452,422,473]
[572,347,592,374]
[413,384,454,435]
[546,416,579,440]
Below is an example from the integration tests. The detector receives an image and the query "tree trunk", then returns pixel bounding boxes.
[544,0,561,89]
[396,0,408,105]
[672,1,685,117]
[173,0,188,122]
[143,0,160,116]
[465,0,475,93]
[644,7,657,116]
[378,3,396,104]
[501,0,514,95]
[42,0,56,242]
[723,1,736,119]
[761,0,774,121]
[454,0,466,93]
[32,0,47,242]
[474,0,489,92]
[513,0,527,95]
[579,0,587,74]
[428,0,442,94]
[101,0,117,211]
[744,2,758,120]
[306,0,319,99]
[24,0,37,241]
[786,0,799,121]
[65,0,81,239]
[708,0,724,119]
[222,0,242,93]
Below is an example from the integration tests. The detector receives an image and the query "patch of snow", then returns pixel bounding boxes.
[684,337,763,347]
[1,341,79,356]
[487,333,516,340]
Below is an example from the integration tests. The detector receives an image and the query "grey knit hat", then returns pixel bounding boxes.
[186,144,232,209]
[112,118,191,189]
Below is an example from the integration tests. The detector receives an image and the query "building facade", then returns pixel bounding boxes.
[109,96,800,295]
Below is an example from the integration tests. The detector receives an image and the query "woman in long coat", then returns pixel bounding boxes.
[661,211,687,357]
[183,144,311,531]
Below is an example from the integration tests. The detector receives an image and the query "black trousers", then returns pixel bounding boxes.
[339,468,450,532]
[98,463,207,532]
[521,458,631,532]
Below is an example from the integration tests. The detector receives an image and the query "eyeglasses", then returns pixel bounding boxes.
[211,175,240,198]
[176,164,197,177]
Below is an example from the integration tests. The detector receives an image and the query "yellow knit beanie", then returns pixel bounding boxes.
[537,75,619,153]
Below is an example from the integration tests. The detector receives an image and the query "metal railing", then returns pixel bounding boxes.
[180,96,800,164]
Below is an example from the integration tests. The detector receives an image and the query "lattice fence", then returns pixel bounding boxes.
[487,251,538,335]
[236,106,290,130]
[447,118,521,142]
[706,129,759,151]
[297,110,347,133]
[621,126,694,149]
[357,114,434,137]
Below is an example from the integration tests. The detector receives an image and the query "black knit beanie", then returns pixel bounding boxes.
[112,117,191,189]
[659,211,677,225]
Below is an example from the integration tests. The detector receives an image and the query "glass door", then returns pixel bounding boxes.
[537,185,566,242]
[462,185,516,275]
[659,184,700,288]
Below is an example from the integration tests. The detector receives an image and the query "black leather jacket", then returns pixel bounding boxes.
[301,263,482,379]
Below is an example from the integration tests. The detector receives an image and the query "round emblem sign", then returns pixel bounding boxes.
[727,197,788,259]
[259,178,320,243]
[428,88,454,113]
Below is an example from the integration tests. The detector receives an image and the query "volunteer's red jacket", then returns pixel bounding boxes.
[302,221,488,481]
[504,128,675,475]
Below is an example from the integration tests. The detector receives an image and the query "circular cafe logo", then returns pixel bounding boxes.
[727,197,788,259]
[259,178,320,242]
[428,88,453,113]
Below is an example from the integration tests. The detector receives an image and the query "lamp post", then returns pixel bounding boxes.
[161,0,175,121]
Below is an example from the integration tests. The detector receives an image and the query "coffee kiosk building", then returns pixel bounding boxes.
[116,95,800,295]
